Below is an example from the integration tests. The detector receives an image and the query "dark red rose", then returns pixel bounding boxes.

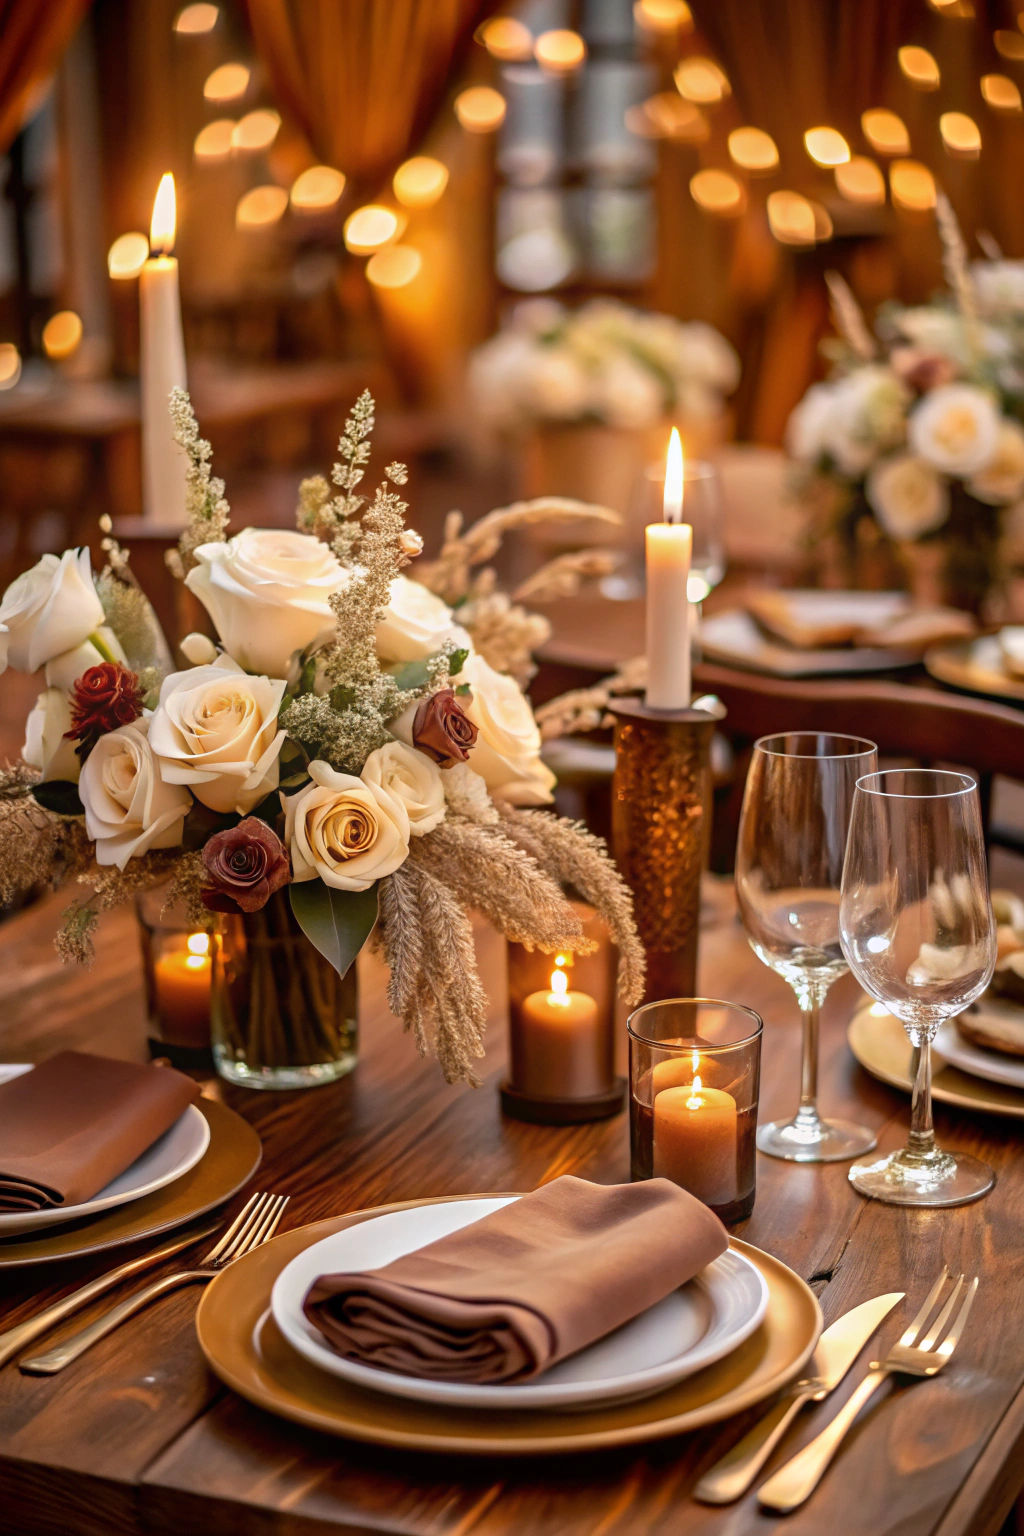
[412,687,478,769]
[65,663,144,757]
[201,817,291,915]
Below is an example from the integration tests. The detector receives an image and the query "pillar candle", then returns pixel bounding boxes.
[645,426,692,711]
[513,967,609,1099]
[152,934,211,1048]
[140,173,188,527]
[653,1078,738,1205]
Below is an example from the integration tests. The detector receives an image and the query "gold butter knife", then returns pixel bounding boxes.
[693,1290,905,1504]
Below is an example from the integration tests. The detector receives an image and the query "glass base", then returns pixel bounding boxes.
[212,1045,357,1091]
[757,1113,877,1163]
[849,1144,994,1207]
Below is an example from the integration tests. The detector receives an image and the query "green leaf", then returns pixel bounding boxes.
[447,647,468,678]
[32,780,84,817]
[455,682,471,696]
[289,879,378,977]
[389,658,430,692]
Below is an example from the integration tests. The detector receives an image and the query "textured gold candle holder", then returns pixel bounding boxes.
[610,697,724,1003]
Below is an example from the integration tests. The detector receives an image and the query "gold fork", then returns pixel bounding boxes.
[19,1190,289,1375]
[758,1266,979,1513]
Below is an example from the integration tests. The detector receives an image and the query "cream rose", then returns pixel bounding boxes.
[22,688,80,783]
[968,420,1024,505]
[184,528,346,676]
[285,759,410,891]
[0,549,105,674]
[79,717,191,869]
[44,626,128,691]
[361,741,445,836]
[866,454,950,541]
[908,384,1001,476]
[376,575,457,664]
[460,650,555,806]
[149,658,286,816]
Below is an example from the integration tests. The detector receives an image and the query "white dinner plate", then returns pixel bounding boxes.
[0,1063,210,1235]
[935,1015,1024,1090]
[270,1195,769,1411]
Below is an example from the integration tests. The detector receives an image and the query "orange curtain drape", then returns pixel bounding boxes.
[0,0,89,154]
[244,0,490,196]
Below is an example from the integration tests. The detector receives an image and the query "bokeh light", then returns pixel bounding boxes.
[898,46,940,88]
[0,344,20,390]
[767,190,816,245]
[995,29,1024,59]
[835,156,886,204]
[689,168,745,215]
[203,62,250,102]
[633,0,693,31]
[232,109,280,152]
[626,93,708,141]
[194,119,234,161]
[454,86,506,132]
[674,56,730,104]
[235,185,288,228]
[290,166,346,212]
[393,157,448,208]
[174,4,218,33]
[42,311,83,360]
[862,108,910,155]
[534,30,586,72]
[940,111,981,157]
[728,126,778,171]
[804,127,850,167]
[476,17,533,60]
[107,232,149,278]
[982,74,1022,112]
[344,205,403,253]
[890,158,936,210]
[366,245,423,289]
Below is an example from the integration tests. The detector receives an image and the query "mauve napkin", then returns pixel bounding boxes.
[0,1051,200,1213]
[302,1175,729,1384]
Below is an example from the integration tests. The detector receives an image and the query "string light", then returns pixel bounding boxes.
[804,127,850,167]
[890,158,936,210]
[835,156,886,204]
[982,74,1022,112]
[767,190,816,245]
[534,30,586,72]
[344,205,404,254]
[475,16,533,60]
[995,30,1024,59]
[107,232,149,278]
[0,344,20,389]
[862,108,910,155]
[898,46,940,88]
[194,119,234,160]
[728,126,778,171]
[689,168,745,215]
[290,166,345,212]
[633,0,693,31]
[366,245,422,289]
[454,86,506,132]
[231,109,280,152]
[235,185,287,228]
[928,0,973,12]
[42,311,82,360]
[625,94,708,141]
[674,56,730,104]
[393,157,448,208]
[174,3,218,32]
[940,111,981,157]
[203,62,250,102]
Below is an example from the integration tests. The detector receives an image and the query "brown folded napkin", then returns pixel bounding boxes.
[302,1175,729,1384]
[0,1051,200,1213]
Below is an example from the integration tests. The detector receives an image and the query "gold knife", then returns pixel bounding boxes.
[0,1219,219,1369]
[693,1290,905,1504]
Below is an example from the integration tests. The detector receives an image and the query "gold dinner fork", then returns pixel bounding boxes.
[19,1190,289,1375]
[758,1266,979,1513]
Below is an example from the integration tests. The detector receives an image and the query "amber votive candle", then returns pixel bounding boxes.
[513,967,610,1100]
[653,1080,738,1206]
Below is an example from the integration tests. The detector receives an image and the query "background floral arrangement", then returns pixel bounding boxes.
[468,297,740,432]
[0,390,644,1084]
[786,197,1024,611]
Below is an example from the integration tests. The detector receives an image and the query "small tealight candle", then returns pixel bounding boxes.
[645,427,692,711]
[153,931,212,1049]
[513,962,610,1100]
[653,1057,738,1206]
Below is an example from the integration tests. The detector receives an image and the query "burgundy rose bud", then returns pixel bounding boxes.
[65,662,144,758]
[412,686,478,769]
[201,816,291,915]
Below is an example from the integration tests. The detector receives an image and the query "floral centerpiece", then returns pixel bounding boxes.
[786,198,1024,613]
[0,390,644,1089]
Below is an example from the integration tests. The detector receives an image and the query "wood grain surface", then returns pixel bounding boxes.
[0,884,1023,1535]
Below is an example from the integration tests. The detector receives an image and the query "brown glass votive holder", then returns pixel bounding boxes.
[136,886,213,1069]
[629,998,762,1223]
[502,904,625,1124]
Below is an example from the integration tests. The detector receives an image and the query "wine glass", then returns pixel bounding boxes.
[736,733,879,1162]
[840,769,997,1206]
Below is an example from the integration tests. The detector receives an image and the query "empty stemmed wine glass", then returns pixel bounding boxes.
[736,733,879,1162]
[840,769,997,1206]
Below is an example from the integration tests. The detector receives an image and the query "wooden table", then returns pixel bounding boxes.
[2,886,1024,1536]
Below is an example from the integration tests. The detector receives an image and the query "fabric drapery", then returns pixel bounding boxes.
[0,0,89,155]
[244,0,489,196]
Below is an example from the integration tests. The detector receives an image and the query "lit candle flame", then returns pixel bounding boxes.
[186,931,210,971]
[549,968,571,1007]
[150,173,177,256]
[663,426,684,524]
[687,1072,703,1109]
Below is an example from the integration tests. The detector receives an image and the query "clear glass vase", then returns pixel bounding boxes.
[210,888,358,1090]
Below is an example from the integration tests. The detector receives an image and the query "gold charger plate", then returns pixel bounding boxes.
[849,1002,1024,1119]
[196,1195,822,1456]
[0,1096,261,1268]
[925,636,1024,706]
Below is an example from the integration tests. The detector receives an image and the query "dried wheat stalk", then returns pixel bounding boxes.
[824,271,875,362]
[534,655,647,740]
[513,549,620,605]
[417,499,621,604]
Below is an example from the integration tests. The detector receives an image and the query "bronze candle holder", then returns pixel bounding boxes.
[610,696,724,1003]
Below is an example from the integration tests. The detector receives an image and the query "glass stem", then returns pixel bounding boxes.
[907,1031,936,1157]
[793,982,825,1131]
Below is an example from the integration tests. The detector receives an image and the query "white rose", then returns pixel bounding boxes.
[0,624,8,672]
[908,384,1001,475]
[149,658,286,816]
[460,650,555,806]
[184,528,346,677]
[824,366,907,476]
[22,688,80,783]
[895,307,969,365]
[361,740,445,837]
[674,321,740,394]
[44,627,128,691]
[79,717,191,870]
[285,759,409,891]
[524,346,591,421]
[376,575,457,664]
[0,549,105,674]
[786,382,837,463]
[179,631,219,666]
[968,420,1024,505]
[590,354,665,428]
[866,453,950,541]
[972,261,1024,317]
